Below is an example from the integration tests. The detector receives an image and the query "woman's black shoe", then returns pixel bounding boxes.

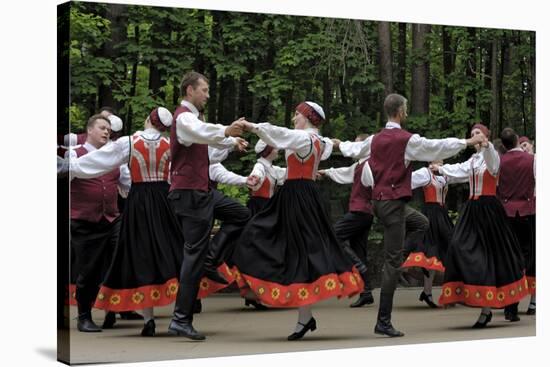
[102,311,117,329]
[526,302,536,315]
[472,311,492,328]
[287,317,317,341]
[245,299,268,310]
[141,320,156,337]
[419,291,438,308]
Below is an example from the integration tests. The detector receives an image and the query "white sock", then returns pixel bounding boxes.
[294,306,313,333]
[423,271,435,296]
[142,307,154,323]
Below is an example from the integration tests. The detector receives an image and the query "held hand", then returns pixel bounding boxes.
[466,134,484,146]
[234,137,249,152]
[480,137,489,148]
[316,170,326,180]
[331,138,341,150]
[246,175,260,189]
[225,118,245,137]
[428,163,441,173]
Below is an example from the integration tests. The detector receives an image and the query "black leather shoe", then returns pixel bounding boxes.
[168,320,206,340]
[472,311,492,328]
[102,311,116,329]
[204,268,229,285]
[374,321,404,337]
[505,311,521,322]
[120,311,144,320]
[526,302,536,315]
[78,315,102,332]
[350,292,374,307]
[287,317,317,341]
[419,291,438,308]
[245,299,268,310]
[141,320,156,337]
[193,299,203,314]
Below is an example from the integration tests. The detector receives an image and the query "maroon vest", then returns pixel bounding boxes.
[497,150,535,217]
[368,128,413,200]
[348,161,373,214]
[169,105,210,192]
[70,146,120,222]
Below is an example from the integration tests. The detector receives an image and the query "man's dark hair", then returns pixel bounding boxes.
[500,127,519,151]
[99,106,115,114]
[87,114,110,129]
[384,93,407,119]
[180,71,208,97]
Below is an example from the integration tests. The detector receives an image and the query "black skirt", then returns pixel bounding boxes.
[508,214,536,294]
[438,196,529,308]
[402,203,453,272]
[94,181,185,312]
[232,179,363,307]
[247,196,270,216]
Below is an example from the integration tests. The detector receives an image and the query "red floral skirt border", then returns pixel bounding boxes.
[68,263,236,310]
[526,276,536,295]
[401,252,445,272]
[232,267,364,308]
[438,276,530,308]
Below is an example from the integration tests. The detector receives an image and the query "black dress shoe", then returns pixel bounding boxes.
[193,299,203,314]
[141,320,156,337]
[168,320,206,340]
[505,311,521,322]
[419,291,438,308]
[102,311,116,329]
[287,317,317,341]
[78,317,102,332]
[350,292,375,307]
[204,268,229,285]
[374,321,404,337]
[472,311,492,328]
[245,299,268,310]
[120,311,144,320]
[526,302,536,315]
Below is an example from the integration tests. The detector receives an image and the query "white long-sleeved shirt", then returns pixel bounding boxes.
[339,121,467,165]
[360,163,448,190]
[437,143,500,183]
[249,123,333,161]
[209,163,247,186]
[248,157,287,190]
[323,157,368,185]
[65,141,131,193]
[176,100,237,149]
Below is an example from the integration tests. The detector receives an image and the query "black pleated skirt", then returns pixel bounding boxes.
[247,196,270,216]
[402,203,453,272]
[232,179,363,307]
[438,196,529,308]
[94,181,185,311]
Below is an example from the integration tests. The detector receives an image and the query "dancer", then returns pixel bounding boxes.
[318,133,375,308]
[246,139,286,215]
[434,123,529,328]
[332,93,484,337]
[401,163,455,308]
[498,128,536,316]
[167,71,250,340]
[233,101,363,341]
[68,107,186,336]
[67,114,131,332]
[519,136,535,154]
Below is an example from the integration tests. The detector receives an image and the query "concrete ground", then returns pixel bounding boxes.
[63,287,535,365]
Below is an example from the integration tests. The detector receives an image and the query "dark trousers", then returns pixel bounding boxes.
[333,211,373,290]
[71,217,120,313]
[373,200,429,319]
[169,189,250,325]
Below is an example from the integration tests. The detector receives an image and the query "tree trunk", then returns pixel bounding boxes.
[284,85,294,128]
[411,24,431,115]
[125,24,139,135]
[530,32,536,135]
[378,21,393,97]
[97,4,127,112]
[490,37,500,140]
[465,28,477,118]
[396,23,407,95]
[322,70,332,136]
[480,36,492,125]
[442,26,455,127]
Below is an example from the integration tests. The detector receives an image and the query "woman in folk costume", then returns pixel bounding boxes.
[232,101,364,340]
[401,163,455,308]
[433,123,528,328]
[246,139,286,216]
[69,107,184,337]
